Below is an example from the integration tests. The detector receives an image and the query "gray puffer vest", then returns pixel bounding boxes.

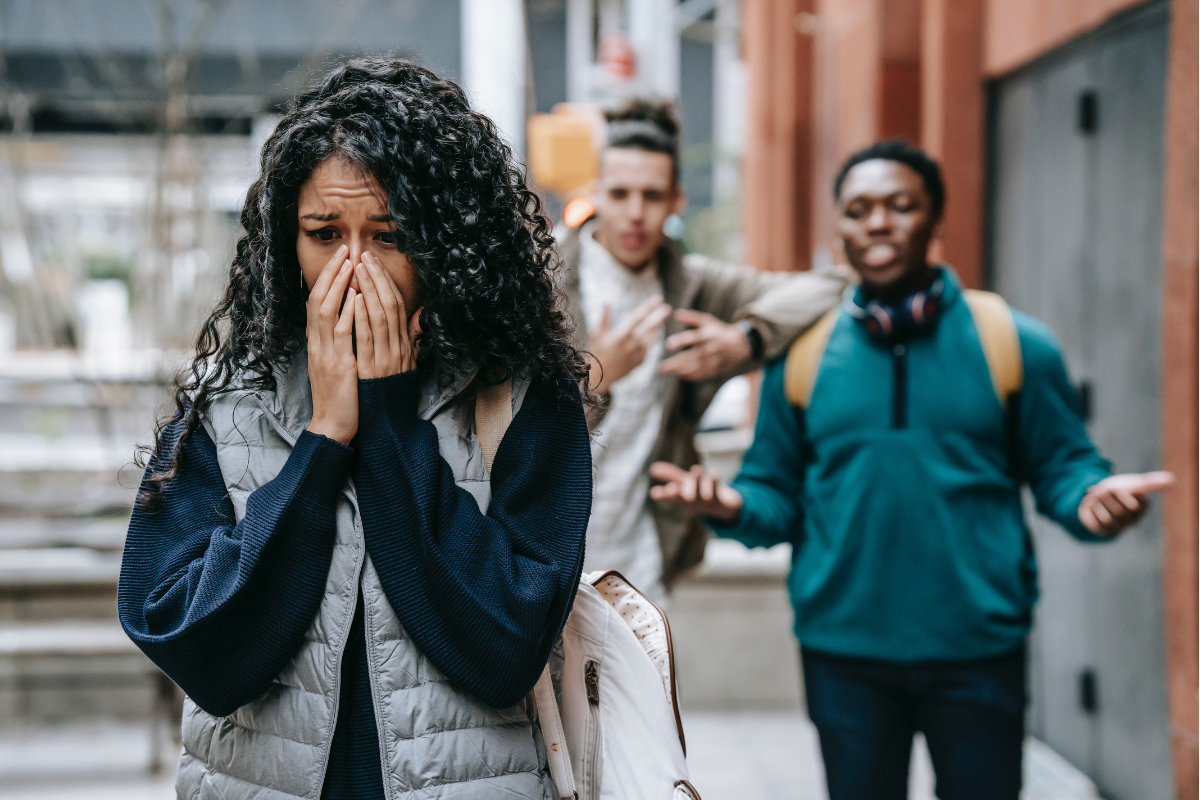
[176,353,554,800]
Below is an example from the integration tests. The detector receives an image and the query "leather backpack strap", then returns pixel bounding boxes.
[963,289,1024,407]
[783,307,839,409]
[534,667,576,799]
[474,379,513,474]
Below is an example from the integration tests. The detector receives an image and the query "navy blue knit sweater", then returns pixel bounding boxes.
[118,371,591,799]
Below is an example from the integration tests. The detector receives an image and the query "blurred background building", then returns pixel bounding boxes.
[0,1,1193,799]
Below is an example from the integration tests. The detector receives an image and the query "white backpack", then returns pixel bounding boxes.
[476,381,701,800]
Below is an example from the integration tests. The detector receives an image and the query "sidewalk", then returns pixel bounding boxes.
[0,713,1104,799]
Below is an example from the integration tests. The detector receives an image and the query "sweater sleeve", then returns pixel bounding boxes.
[683,254,849,362]
[707,356,806,548]
[117,422,353,716]
[353,371,591,709]
[1014,313,1112,541]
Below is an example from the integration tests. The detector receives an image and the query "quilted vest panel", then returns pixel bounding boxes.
[177,355,552,800]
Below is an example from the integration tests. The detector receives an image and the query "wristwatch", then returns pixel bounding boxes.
[737,320,765,361]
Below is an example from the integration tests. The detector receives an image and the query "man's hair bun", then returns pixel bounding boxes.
[603,97,680,182]
[604,97,680,139]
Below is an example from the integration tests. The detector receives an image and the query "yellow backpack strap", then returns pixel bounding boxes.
[963,289,1024,407]
[784,308,840,409]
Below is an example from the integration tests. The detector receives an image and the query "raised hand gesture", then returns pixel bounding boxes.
[658,308,754,382]
[1078,471,1175,536]
[648,461,744,522]
[587,295,673,395]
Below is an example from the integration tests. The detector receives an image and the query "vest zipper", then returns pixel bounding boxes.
[256,396,373,794]
[891,343,907,429]
[582,660,601,800]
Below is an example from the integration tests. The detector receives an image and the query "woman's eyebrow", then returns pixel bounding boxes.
[301,212,338,221]
[367,214,392,223]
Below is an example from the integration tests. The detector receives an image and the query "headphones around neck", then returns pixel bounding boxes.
[843,275,945,341]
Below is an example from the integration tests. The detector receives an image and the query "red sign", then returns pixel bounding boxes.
[600,31,636,81]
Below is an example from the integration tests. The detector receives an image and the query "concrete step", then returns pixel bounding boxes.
[0,470,137,517]
[671,539,801,711]
[0,517,127,552]
[0,722,177,798]
[0,620,166,729]
[0,548,142,725]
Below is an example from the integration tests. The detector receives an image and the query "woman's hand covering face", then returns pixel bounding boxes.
[353,252,421,379]
[299,158,423,444]
[305,245,360,445]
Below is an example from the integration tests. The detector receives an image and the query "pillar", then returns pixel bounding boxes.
[1159,0,1198,795]
[920,0,984,288]
[742,0,814,272]
[809,0,882,269]
[461,0,527,152]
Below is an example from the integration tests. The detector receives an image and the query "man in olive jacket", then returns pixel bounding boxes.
[559,99,846,598]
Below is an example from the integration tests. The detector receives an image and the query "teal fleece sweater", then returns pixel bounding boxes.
[712,273,1111,662]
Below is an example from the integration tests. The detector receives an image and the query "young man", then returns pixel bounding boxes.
[557,99,847,601]
[649,140,1173,798]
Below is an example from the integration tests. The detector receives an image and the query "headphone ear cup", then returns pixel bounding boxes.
[865,303,894,339]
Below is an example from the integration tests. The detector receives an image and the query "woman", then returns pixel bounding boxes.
[118,57,592,800]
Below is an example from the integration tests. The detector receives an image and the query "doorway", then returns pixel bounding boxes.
[988,3,1171,798]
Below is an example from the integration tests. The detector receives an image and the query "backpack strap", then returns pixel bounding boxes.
[962,290,1024,407]
[533,668,577,799]
[784,308,839,409]
[474,379,513,474]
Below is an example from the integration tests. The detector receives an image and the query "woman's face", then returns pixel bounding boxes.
[296,157,419,315]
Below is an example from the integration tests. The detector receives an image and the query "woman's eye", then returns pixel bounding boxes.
[376,231,398,246]
[306,228,337,242]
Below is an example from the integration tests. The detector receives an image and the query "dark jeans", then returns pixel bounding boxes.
[802,645,1026,800]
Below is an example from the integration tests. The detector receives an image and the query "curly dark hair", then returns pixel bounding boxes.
[139,56,588,505]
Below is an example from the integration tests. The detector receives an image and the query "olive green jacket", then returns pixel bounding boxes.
[556,223,849,586]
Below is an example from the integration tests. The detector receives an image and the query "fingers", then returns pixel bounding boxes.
[618,295,670,336]
[596,304,613,335]
[658,349,704,379]
[648,464,703,505]
[1111,486,1144,515]
[314,260,354,347]
[1079,499,1103,534]
[309,245,349,302]
[363,252,405,331]
[625,307,672,360]
[354,292,373,372]
[664,328,704,353]
[673,308,717,329]
[649,461,692,483]
[355,258,395,366]
[631,304,673,343]
[1129,471,1176,495]
[1090,497,1115,529]
[679,465,705,503]
[648,483,678,502]
[335,287,356,344]
[647,463,741,521]
[1082,494,1125,535]
[1095,489,1135,524]
[1077,470,1177,537]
